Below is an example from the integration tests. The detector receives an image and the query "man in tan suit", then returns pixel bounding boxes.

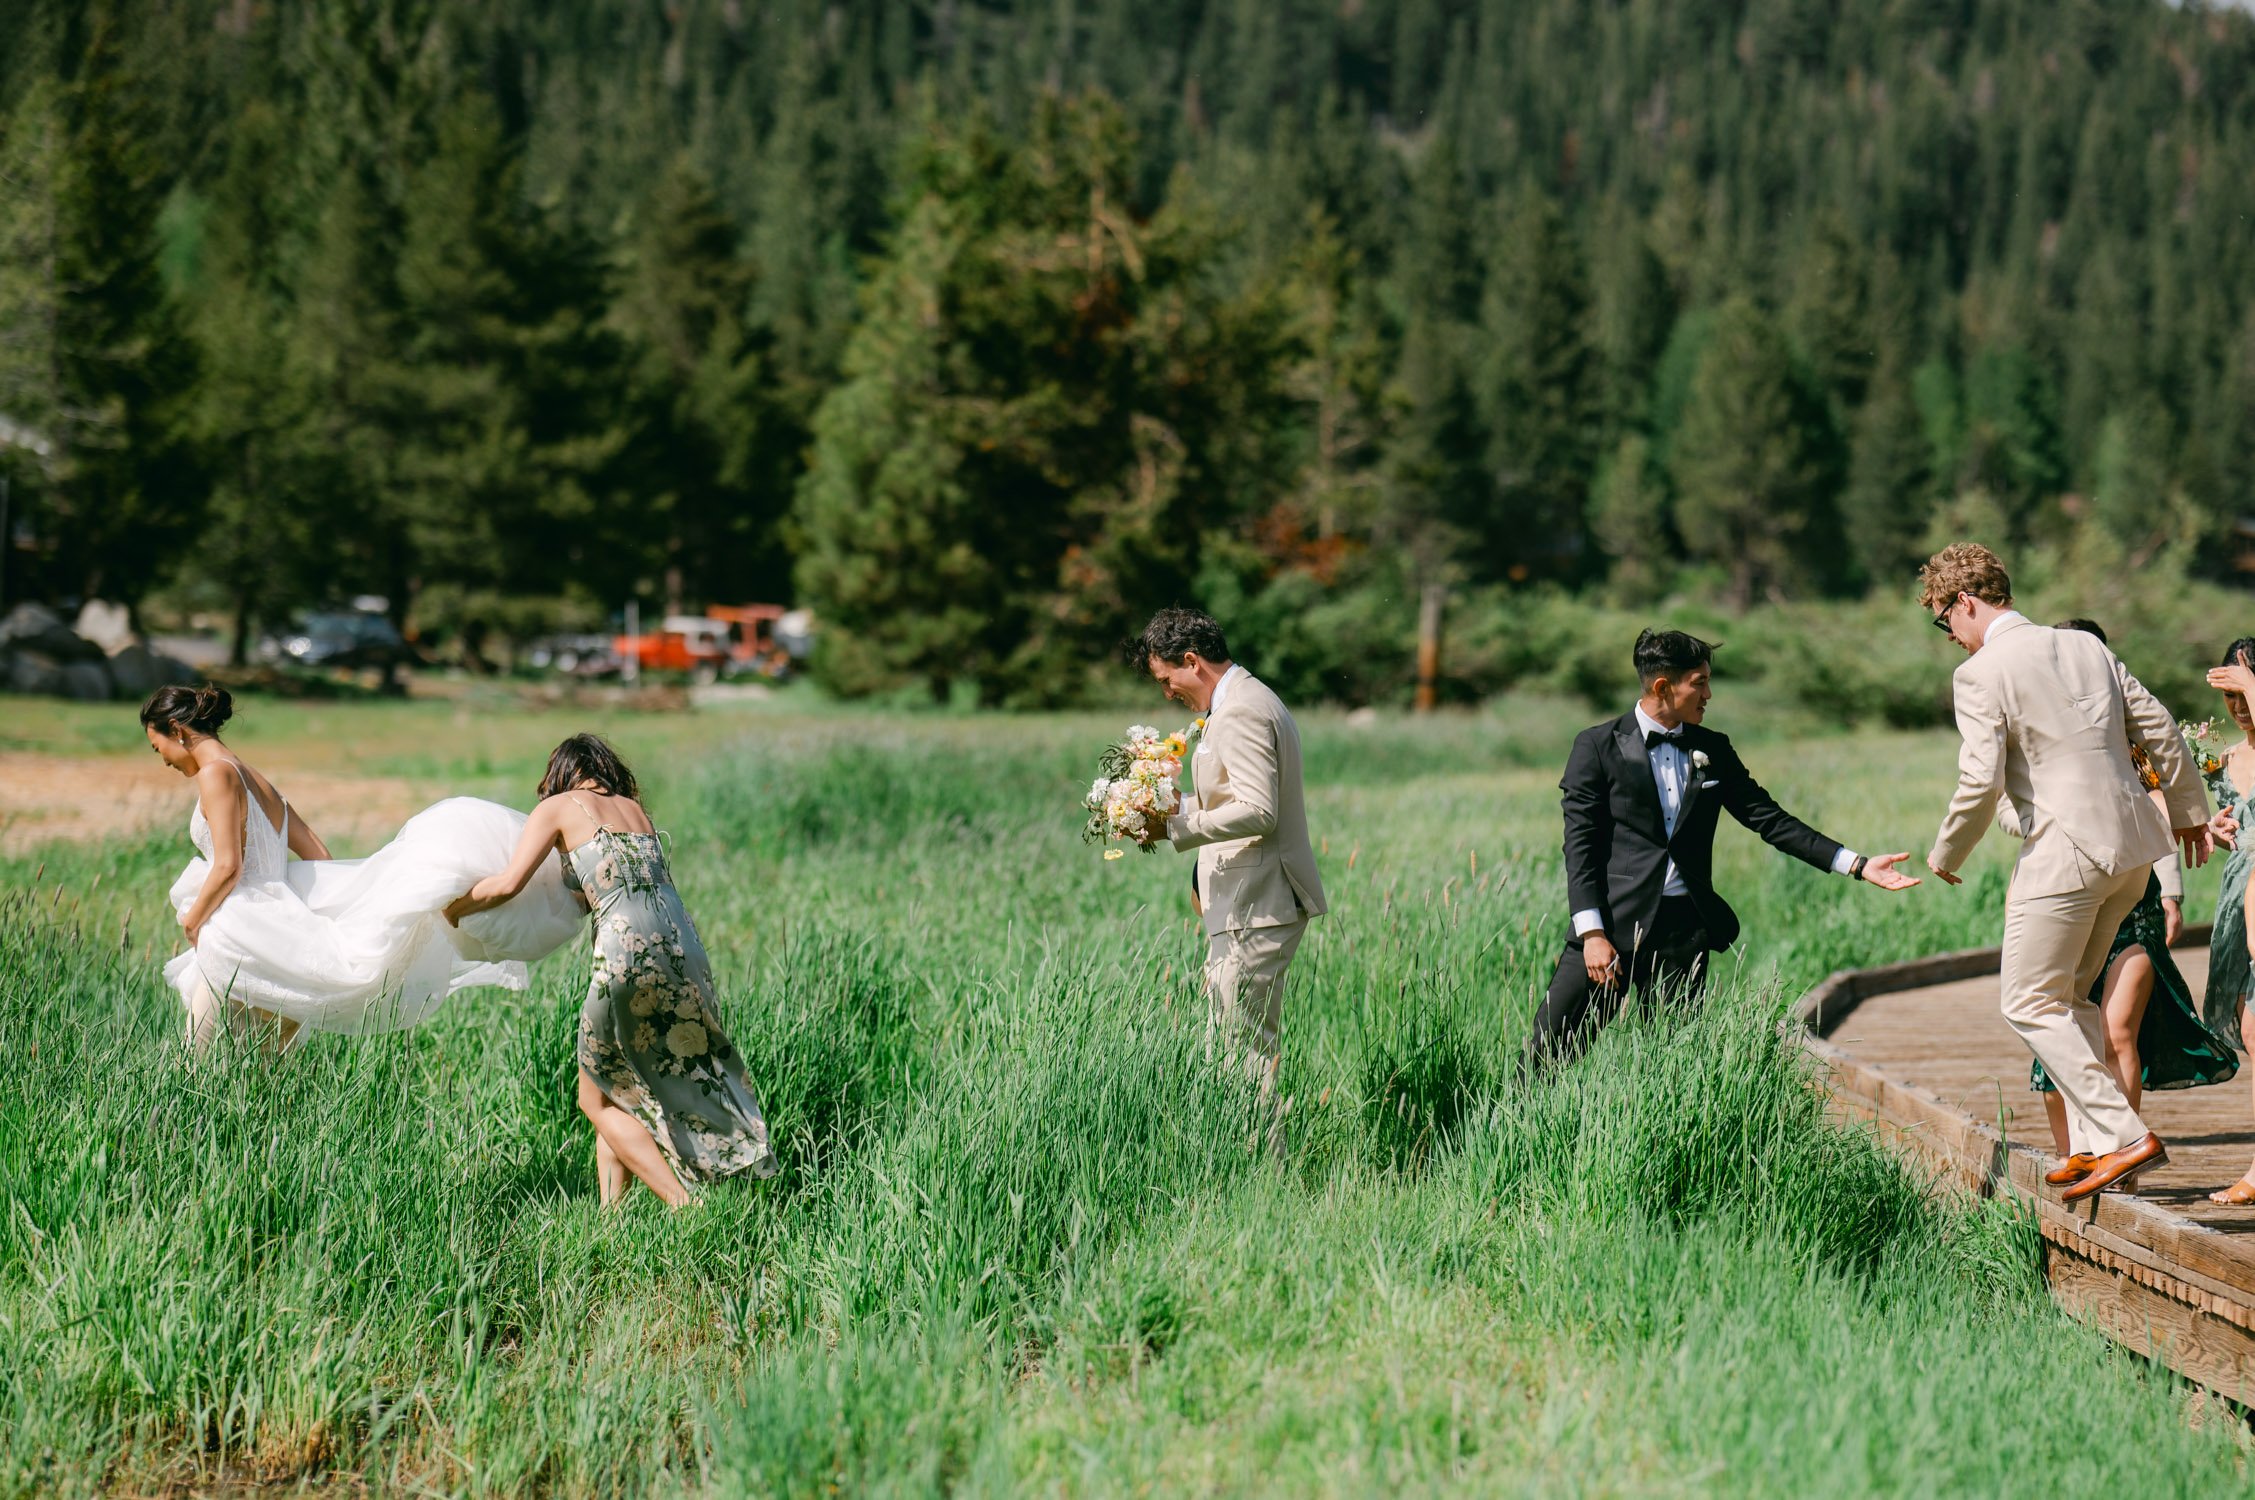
[1128,608,1327,1093]
[1922,544,2211,1201]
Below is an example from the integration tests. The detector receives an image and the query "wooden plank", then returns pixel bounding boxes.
[1823,1049,2255,1313]
[1794,923,2255,1395]
[2047,1250,2255,1402]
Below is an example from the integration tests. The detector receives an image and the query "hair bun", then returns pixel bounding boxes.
[138,682,234,738]
[192,685,233,733]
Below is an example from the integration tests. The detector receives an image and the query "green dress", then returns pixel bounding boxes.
[2203,753,2255,1046]
[2032,872,2238,1094]
[564,827,779,1186]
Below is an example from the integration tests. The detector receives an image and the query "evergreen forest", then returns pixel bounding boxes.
[5,0,2255,704]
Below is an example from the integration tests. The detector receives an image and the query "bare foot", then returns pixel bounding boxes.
[2206,1178,2255,1206]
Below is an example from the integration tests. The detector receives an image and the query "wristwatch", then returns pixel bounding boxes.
[1850,854,1869,882]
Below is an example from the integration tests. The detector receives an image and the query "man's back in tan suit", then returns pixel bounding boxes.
[1924,547,2208,1188]
[1929,614,2203,896]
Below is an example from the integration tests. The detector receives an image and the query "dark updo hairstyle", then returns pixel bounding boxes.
[2054,618,2108,645]
[140,683,234,739]
[537,733,639,802]
[2225,638,2255,671]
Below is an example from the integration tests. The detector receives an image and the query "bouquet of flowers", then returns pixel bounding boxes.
[2184,718,2225,780]
[1081,721,1195,857]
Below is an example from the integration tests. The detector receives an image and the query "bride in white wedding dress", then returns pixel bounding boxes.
[144,685,585,1050]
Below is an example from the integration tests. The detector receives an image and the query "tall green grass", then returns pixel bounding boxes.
[0,706,2245,1495]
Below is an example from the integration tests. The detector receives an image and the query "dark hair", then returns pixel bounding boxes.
[140,683,233,738]
[1123,607,1231,670]
[2054,618,2109,645]
[1633,628,1714,689]
[2225,638,2255,671]
[537,733,639,802]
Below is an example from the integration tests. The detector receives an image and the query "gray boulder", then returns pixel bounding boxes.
[75,599,135,654]
[106,640,193,698]
[5,649,64,696]
[58,660,113,701]
[0,602,103,662]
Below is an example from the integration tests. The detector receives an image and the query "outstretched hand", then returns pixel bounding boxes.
[2176,822,2215,869]
[2213,808,2241,852]
[1858,852,1920,891]
[1927,860,1963,887]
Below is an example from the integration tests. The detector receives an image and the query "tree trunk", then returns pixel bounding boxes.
[1415,582,1446,712]
[230,589,251,667]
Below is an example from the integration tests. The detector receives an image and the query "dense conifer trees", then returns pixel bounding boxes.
[3,0,2253,696]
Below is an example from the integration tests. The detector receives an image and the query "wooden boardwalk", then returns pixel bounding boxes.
[1796,933,2255,1400]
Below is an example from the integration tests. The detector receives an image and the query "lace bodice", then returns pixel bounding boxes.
[187,762,291,884]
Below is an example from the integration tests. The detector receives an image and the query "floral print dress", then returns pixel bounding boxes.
[564,827,778,1185]
[2203,748,2255,1046]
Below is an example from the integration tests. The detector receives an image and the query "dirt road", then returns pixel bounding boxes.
[1,752,430,856]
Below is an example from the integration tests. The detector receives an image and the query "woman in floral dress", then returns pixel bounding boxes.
[448,735,777,1206]
[2198,643,2255,1205]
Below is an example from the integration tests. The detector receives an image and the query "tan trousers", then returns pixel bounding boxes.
[1203,917,1307,1092]
[2000,862,2150,1155]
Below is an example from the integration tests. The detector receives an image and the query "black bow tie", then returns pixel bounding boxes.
[1645,729,1682,750]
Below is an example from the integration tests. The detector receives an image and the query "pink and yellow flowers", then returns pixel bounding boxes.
[1081,720,1195,853]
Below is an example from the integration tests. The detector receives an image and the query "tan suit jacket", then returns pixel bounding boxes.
[1930,614,2204,900]
[1168,672,1328,936]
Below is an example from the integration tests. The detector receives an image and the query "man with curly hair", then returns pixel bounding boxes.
[1923,542,2213,1201]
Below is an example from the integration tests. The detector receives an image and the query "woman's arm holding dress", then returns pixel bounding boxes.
[285,810,333,862]
[180,764,246,945]
[444,800,563,924]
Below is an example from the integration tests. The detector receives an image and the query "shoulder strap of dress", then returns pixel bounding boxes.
[568,793,613,832]
[227,759,288,839]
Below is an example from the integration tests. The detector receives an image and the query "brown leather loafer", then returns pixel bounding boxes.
[2061,1133,2167,1203]
[2044,1153,2099,1186]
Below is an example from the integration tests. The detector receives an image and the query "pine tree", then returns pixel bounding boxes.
[791,193,988,703]
[1669,298,1842,607]
[40,9,204,610]
[187,97,330,662]
[1477,184,1602,582]
[611,154,791,611]
[1590,433,1671,601]
[1842,358,1934,591]
[1786,210,1875,415]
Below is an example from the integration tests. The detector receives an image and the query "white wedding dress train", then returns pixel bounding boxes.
[165,782,585,1035]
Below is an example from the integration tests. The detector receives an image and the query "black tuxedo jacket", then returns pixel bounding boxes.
[1559,711,1842,954]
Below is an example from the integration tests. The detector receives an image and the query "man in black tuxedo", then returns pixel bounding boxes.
[1524,629,1920,1068]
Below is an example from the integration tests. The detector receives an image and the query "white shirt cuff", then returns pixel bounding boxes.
[1571,908,1606,938]
[1831,847,1861,877]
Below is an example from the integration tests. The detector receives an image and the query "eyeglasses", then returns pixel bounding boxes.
[1930,610,1955,635]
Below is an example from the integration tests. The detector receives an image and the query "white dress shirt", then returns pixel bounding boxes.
[1572,704,1861,940]
[1205,662,1246,722]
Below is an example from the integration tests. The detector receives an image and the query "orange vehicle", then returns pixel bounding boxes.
[704,604,792,675]
[613,606,794,681]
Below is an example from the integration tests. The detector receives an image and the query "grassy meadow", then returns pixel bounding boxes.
[2,686,2249,1496]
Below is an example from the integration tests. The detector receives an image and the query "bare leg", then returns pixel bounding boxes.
[2100,948,2152,1115]
[595,1133,628,1206]
[185,978,301,1058]
[185,976,226,1055]
[576,1070,690,1208]
[2211,1006,2255,1204]
[264,1013,302,1056]
[2042,1091,2070,1157]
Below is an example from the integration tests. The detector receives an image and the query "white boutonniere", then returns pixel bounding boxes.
[1690,750,1710,773]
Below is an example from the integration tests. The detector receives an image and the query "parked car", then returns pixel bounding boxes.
[524,632,622,677]
[258,610,416,671]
